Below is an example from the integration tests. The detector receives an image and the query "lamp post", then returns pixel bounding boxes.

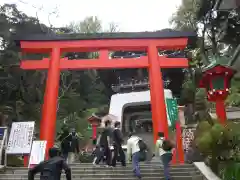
[87,114,101,144]
[199,63,236,124]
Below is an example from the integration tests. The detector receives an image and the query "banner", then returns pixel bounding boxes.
[28,140,47,168]
[6,121,35,154]
[166,98,178,127]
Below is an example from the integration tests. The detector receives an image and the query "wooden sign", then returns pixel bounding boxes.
[6,122,35,154]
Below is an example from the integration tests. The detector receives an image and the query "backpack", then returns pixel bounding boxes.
[40,168,54,180]
[162,140,173,151]
[113,129,123,145]
[138,139,147,151]
[139,150,147,161]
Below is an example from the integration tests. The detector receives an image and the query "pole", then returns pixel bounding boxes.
[148,45,169,142]
[171,148,177,164]
[40,48,61,158]
[176,121,184,164]
[215,99,227,124]
[92,124,97,140]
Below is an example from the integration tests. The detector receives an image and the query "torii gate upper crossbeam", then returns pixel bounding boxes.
[20,57,188,69]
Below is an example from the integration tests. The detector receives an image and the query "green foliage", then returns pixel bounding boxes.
[195,121,240,176]
[68,16,102,33]
[221,163,240,180]
[180,79,195,104]
[196,122,239,157]
[226,78,240,107]
[79,152,94,163]
[0,4,48,127]
[6,155,23,167]
[197,121,212,131]
[196,131,213,153]
[169,0,201,31]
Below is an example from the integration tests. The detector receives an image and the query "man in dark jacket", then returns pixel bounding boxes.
[94,120,112,166]
[28,147,71,180]
[68,128,80,163]
[60,128,80,163]
[111,121,126,167]
[61,134,72,161]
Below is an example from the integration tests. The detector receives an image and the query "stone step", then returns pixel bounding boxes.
[0,164,204,180]
[0,175,204,180]
[10,165,196,169]
[8,168,199,174]
[1,163,203,180]
[7,163,194,168]
[0,170,202,177]
[6,164,195,170]
[7,167,198,174]
[70,163,194,166]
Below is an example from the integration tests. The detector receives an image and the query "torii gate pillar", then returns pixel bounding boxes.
[148,45,168,140]
[40,48,61,154]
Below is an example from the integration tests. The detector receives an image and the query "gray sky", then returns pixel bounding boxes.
[1,0,181,32]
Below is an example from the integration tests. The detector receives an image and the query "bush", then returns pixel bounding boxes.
[79,151,94,163]
[221,163,240,180]
[6,155,23,167]
[194,121,239,176]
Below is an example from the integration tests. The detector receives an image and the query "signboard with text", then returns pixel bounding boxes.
[28,140,47,168]
[6,121,35,154]
[166,98,178,127]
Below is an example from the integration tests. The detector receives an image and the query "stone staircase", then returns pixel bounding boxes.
[0,163,205,180]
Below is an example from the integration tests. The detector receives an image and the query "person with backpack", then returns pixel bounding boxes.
[28,147,71,180]
[127,132,147,180]
[155,132,173,180]
[111,121,126,167]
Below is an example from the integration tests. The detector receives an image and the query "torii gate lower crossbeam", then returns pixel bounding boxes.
[18,32,193,164]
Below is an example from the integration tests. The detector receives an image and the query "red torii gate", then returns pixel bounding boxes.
[16,31,195,162]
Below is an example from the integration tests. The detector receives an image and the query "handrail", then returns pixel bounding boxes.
[194,162,221,180]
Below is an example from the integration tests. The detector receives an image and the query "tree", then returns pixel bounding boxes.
[170,0,201,31]
[66,16,120,99]
[69,16,102,33]
[55,16,120,137]
[171,0,240,62]
[171,1,240,178]
[0,4,50,127]
[0,4,109,140]
[170,0,240,125]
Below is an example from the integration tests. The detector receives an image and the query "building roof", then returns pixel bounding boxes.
[14,30,197,47]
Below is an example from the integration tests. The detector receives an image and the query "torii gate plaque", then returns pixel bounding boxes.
[16,31,195,160]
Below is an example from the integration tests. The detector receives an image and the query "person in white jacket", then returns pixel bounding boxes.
[126,133,142,180]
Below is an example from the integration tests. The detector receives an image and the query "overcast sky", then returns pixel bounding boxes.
[1,0,181,32]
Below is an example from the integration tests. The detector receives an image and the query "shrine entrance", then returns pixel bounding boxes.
[16,31,195,159]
